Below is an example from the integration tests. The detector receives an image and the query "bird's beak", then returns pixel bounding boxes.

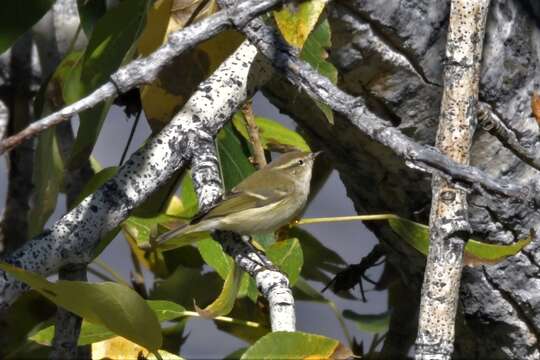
[312,150,323,158]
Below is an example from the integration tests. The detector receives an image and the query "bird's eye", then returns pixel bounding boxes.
[298,159,304,165]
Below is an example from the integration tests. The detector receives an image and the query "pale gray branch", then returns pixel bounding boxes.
[415,1,490,359]
[0,40,268,310]
[227,4,531,202]
[190,135,296,332]
[0,0,283,155]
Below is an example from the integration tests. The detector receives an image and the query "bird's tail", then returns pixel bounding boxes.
[139,220,212,251]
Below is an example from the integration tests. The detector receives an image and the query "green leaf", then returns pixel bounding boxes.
[300,19,337,124]
[241,331,352,360]
[32,300,188,346]
[0,263,162,351]
[266,238,303,286]
[217,123,256,190]
[150,265,222,309]
[196,263,243,318]
[273,0,328,49]
[27,128,64,237]
[215,297,270,343]
[197,238,232,280]
[232,113,311,152]
[65,0,151,167]
[77,0,107,36]
[387,217,532,265]
[0,0,54,55]
[343,310,390,334]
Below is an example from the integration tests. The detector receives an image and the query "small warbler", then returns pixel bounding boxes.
[152,150,320,246]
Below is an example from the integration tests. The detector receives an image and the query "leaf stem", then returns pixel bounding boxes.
[296,214,399,225]
[92,258,130,286]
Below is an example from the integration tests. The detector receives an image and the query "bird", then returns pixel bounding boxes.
[150,150,321,248]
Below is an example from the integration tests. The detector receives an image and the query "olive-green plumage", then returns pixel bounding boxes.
[153,150,319,246]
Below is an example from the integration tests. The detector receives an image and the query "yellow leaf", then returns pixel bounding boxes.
[92,336,184,360]
[273,0,328,49]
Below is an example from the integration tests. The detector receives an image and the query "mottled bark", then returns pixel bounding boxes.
[0,33,37,254]
[416,2,490,358]
[262,0,540,357]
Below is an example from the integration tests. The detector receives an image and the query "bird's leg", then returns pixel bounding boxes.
[241,234,273,269]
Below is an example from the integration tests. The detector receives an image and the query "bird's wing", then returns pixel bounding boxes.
[201,188,289,220]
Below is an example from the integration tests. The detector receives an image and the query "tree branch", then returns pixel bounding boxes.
[0,0,283,155]
[477,101,540,171]
[0,40,269,310]
[190,136,295,332]
[415,2,490,359]
[0,33,36,255]
[226,5,531,202]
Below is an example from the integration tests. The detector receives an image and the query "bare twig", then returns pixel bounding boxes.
[415,2,490,359]
[0,40,269,310]
[477,102,540,171]
[242,101,267,168]
[225,5,530,201]
[190,138,295,331]
[0,0,283,154]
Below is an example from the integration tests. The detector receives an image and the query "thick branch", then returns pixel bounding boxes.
[190,137,295,332]
[0,40,268,310]
[415,2,490,359]
[229,7,530,201]
[0,0,283,154]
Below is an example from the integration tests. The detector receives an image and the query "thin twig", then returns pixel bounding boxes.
[0,0,283,155]
[242,101,267,168]
[477,102,540,171]
[119,109,142,166]
[415,2,491,359]
[226,4,530,202]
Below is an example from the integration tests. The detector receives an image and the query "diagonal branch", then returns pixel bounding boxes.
[0,0,283,155]
[190,136,295,332]
[0,40,269,310]
[225,4,531,202]
[415,1,491,358]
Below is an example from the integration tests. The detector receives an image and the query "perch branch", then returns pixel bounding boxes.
[415,1,490,359]
[0,0,283,154]
[191,139,295,331]
[0,40,269,310]
[225,4,530,202]
[477,101,540,171]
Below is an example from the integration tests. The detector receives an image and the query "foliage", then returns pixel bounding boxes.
[2,0,526,358]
